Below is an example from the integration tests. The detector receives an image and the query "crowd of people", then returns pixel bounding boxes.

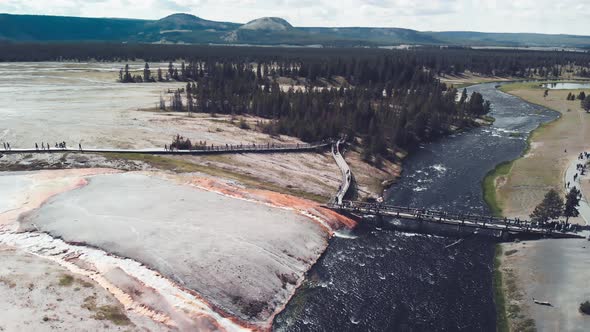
[33,141,83,151]
[1,141,84,152]
[567,151,589,188]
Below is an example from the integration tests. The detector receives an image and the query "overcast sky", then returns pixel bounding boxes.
[0,0,588,35]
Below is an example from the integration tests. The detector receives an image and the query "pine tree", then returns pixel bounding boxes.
[143,63,151,82]
[563,187,581,223]
[530,189,563,224]
[459,88,468,104]
[157,68,163,81]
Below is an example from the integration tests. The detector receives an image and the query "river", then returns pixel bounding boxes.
[273,83,559,331]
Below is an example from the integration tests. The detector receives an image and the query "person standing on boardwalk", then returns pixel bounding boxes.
[79,143,82,152]
[35,143,38,151]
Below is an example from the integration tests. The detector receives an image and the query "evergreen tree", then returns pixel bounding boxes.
[459,88,468,104]
[530,189,563,224]
[157,68,163,81]
[563,187,581,223]
[143,62,151,82]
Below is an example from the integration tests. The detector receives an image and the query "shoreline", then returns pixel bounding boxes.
[490,80,590,331]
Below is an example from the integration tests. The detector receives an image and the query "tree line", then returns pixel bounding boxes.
[1,42,590,78]
[141,59,491,164]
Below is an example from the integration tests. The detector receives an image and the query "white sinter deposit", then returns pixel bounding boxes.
[3,170,335,330]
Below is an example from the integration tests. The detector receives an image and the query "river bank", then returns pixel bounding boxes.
[490,81,590,331]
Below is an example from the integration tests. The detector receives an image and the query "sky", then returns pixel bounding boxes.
[0,0,588,35]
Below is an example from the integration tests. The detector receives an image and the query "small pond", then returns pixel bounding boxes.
[542,82,590,90]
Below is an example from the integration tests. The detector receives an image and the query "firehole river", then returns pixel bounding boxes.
[274,83,559,331]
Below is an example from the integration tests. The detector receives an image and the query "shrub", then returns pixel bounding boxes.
[580,301,590,315]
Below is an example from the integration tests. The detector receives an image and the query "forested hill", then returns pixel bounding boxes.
[1,13,590,48]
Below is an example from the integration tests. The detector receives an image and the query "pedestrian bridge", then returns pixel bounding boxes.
[326,201,583,238]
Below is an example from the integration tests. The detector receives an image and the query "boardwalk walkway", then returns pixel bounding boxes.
[331,138,352,205]
[0,141,332,156]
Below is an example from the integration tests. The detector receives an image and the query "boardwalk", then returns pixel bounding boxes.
[331,138,352,205]
[0,141,332,156]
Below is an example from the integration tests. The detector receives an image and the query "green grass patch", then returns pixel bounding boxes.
[451,82,476,89]
[101,152,328,203]
[493,245,509,332]
[82,295,131,326]
[483,161,513,217]
[499,81,542,93]
[481,115,496,124]
[58,274,74,286]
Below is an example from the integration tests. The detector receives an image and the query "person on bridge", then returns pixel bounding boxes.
[164,144,168,151]
[35,143,38,151]
[79,143,82,152]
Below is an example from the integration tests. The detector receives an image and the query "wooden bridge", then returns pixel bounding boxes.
[327,139,583,239]
[327,201,584,238]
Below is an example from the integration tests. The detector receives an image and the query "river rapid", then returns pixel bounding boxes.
[274,83,559,331]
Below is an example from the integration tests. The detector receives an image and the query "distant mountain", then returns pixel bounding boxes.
[240,17,293,31]
[1,13,589,48]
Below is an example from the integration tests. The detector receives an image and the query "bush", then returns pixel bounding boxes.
[580,301,590,315]
[239,118,250,130]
